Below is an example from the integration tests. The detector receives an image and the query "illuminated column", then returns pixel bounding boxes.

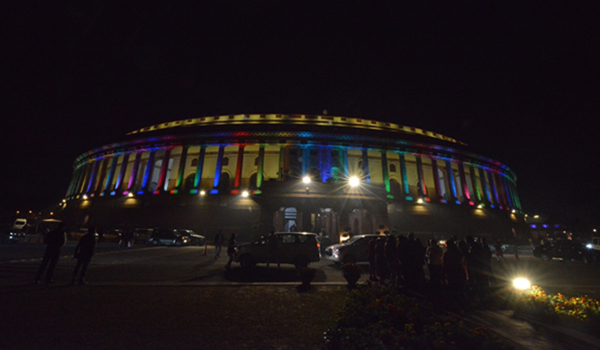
[211,145,225,194]
[85,160,100,193]
[380,150,391,198]
[511,182,522,210]
[416,155,428,198]
[445,160,458,203]
[340,147,349,177]
[156,149,171,193]
[362,148,370,184]
[478,167,491,204]
[255,145,265,193]
[458,161,471,203]
[302,145,309,175]
[126,152,142,194]
[488,170,500,207]
[470,165,482,202]
[325,146,332,181]
[431,157,443,201]
[174,146,189,193]
[193,146,206,191]
[103,155,119,195]
[399,153,410,199]
[67,166,83,197]
[114,154,130,193]
[77,162,92,195]
[278,145,288,181]
[94,158,109,195]
[141,151,156,194]
[319,146,328,182]
[496,173,508,207]
[233,145,245,193]
[65,171,77,198]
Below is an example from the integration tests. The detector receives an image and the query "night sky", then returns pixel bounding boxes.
[2,2,599,228]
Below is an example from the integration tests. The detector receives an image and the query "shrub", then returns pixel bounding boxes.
[324,283,513,350]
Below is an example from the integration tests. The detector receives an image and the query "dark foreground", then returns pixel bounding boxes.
[1,284,347,350]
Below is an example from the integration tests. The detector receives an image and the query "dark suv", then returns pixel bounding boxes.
[533,239,586,261]
[148,229,190,246]
[234,232,320,268]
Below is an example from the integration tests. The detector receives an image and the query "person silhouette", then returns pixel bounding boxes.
[225,233,237,270]
[72,226,97,285]
[35,222,67,284]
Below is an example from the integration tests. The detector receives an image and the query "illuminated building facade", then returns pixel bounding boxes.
[61,114,528,242]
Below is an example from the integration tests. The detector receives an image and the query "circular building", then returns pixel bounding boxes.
[60,114,528,243]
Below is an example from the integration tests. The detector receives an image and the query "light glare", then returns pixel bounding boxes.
[349,176,360,187]
[302,176,311,184]
[513,277,531,290]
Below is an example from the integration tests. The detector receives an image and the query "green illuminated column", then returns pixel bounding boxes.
[470,165,482,202]
[174,146,189,193]
[340,148,349,177]
[193,146,206,191]
[255,144,265,194]
[381,150,392,198]
[399,153,410,199]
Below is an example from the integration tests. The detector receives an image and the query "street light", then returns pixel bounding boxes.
[242,191,249,198]
[349,176,360,187]
[302,176,311,184]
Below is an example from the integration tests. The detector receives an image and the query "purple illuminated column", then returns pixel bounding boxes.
[126,152,142,194]
[114,154,130,193]
[211,145,225,194]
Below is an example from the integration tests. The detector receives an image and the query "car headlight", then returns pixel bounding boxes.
[586,243,593,249]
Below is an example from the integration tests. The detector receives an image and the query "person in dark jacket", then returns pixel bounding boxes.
[35,222,67,284]
[225,233,237,270]
[72,226,97,285]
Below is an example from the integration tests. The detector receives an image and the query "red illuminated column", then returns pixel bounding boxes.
[156,149,172,193]
[232,145,245,194]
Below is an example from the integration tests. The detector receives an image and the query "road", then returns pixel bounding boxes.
[1,241,599,298]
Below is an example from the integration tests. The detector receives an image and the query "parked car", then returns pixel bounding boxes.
[234,232,320,268]
[99,229,123,242]
[148,229,190,246]
[324,234,386,264]
[12,218,27,231]
[533,239,586,261]
[177,229,205,246]
[133,228,154,244]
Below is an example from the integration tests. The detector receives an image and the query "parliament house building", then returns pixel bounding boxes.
[60,114,527,242]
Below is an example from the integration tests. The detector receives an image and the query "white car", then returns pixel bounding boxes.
[324,234,385,264]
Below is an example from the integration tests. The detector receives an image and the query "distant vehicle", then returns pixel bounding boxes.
[101,229,123,242]
[12,219,27,231]
[133,228,154,244]
[70,228,89,240]
[148,229,190,246]
[0,225,24,244]
[584,237,600,264]
[234,232,320,269]
[324,234,386,264]
[177,229,205,246]
[533,240,586,261]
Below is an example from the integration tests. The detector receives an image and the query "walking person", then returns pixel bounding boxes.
[72,226,97,285]
[35,221,67,284]
[426,239,444,287]
[225,233,237,270]
[214,229,224,258]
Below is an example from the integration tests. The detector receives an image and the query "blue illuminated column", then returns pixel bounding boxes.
[193,146,206,192]
[445,160,458,203]
[431,157,443,201]
[340,147,349,177]
[416,155,428,199]
[302,145,309,176]
[211,145,225,194]
[380,150,392,198]
[156,149,171,193]
[495,173,508,207]
[85,160,100,194]
[478,167,491,204]
[140,151,156,194]
[319,146,328,182]
[114,154,130,193]
[487,170,500,207]
[362,148,370,184]
[174,146,189,193]
[399,153,410,199]
[126,152,142,194]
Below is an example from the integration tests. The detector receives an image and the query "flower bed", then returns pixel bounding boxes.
[510,286,600,334]
[324,283,513,350]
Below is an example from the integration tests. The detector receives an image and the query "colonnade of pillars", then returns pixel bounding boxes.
[66,143,521,211]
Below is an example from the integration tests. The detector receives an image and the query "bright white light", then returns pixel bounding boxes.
[302,176,311,184]
[513,278,531,290]
[82,195,88,200]
[534,215,540,218]
[349,176,360,187]
[128,193,134,197]
[587,243,593,249]
[200,190,206,196]
[417,198,424,204]
[511,209,516,213]
[477,204,483,209]
[242,191,249,197]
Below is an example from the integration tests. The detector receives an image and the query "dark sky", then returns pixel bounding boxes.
[2,2,599,227]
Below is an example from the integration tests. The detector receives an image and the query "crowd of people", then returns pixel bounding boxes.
[367,233,502,309]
